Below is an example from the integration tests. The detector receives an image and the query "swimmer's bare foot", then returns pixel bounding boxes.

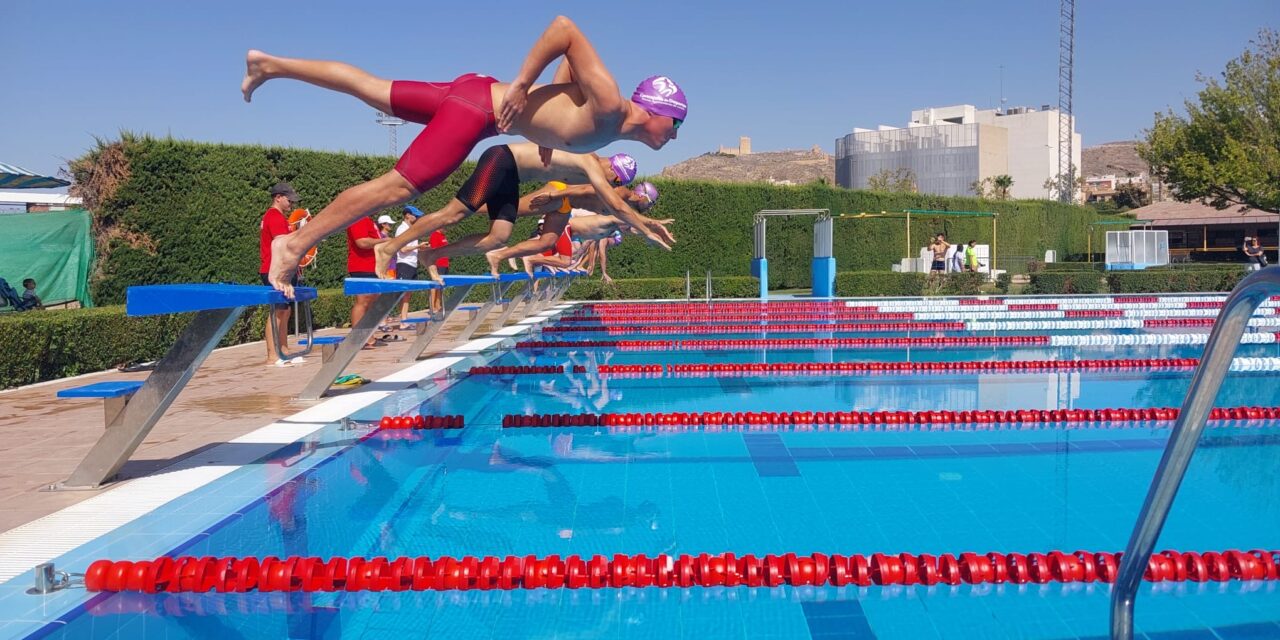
[485,251,504,278]
[373,243,397,279]
[242,50,276,103]
[427,265,445,286]
[267,235,301,298]
[507,257,518,271]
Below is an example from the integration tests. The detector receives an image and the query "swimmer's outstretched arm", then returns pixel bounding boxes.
[497,16,624,132]
[573,155,673,250]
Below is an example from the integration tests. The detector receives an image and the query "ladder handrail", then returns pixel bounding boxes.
[1110,267,1280,639]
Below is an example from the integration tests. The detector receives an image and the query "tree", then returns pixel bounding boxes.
[971,177,991,198]
[866,168,918,193]
[1043,166,1084,202]
[1139,29,1280,214]
[992,174,1014,200]
[1113,182,1151,210]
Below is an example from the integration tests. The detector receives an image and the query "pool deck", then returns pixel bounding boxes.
[0,309,514,534]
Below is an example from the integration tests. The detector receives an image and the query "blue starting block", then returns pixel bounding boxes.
[54,284,318,490]
[300,275,531,400]
[57,381,145,399]
[58,381,147,437]
[299,335,345,363]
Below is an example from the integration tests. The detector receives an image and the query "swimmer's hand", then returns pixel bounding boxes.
[497,82,530,133]
[539,146,554,167]
[639,222,673,251]
[647,218,677,248]
[530,192,553,209]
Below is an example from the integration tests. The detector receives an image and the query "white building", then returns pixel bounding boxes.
[835,104,1082,201]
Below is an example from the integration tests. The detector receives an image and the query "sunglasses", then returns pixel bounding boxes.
[671,118,682,131]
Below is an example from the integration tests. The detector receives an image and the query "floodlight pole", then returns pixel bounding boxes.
[375,111,406,156]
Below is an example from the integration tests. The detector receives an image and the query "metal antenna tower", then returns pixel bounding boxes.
[1057,0,1076,202]
[375,111,406,156]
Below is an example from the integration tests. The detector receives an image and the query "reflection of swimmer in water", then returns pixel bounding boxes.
[549,433,660,462]
[438,494,668,546]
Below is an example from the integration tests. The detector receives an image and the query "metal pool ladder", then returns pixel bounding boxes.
[1110,267,1280,639]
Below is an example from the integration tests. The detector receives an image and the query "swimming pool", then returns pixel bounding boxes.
[5,295,1280,639]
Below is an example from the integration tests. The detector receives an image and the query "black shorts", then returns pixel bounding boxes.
[395,263,419,280]
[931,260,945,272]
[436,266,450,275]
[349,271,377,279]
[456,144,520,224]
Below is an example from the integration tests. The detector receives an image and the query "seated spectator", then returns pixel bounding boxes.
[21,278,44,310]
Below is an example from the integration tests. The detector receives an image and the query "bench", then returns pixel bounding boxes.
[57,381,146,429]
[299,335,345,362]
[53,284,319,490]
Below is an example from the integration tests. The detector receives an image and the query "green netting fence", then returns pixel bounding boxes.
[0,209,94,308]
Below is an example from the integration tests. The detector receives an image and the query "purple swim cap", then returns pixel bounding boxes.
[631,76,687,121]
[633,182,659,211]
[609,153,638,185]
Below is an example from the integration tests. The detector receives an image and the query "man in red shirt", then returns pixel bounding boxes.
[427,228,449,319]
[346,214,388,348]
[259,182,301,366]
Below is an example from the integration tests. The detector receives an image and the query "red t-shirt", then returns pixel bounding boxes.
[259,207,290,273]
[428,230,450,269]
[346,217,382,273]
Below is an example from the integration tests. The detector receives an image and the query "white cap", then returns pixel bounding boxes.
[377,215,395,225]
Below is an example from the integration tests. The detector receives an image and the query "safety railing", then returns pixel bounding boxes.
[1110,267,1280,639]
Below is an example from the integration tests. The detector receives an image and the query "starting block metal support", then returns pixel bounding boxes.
[55,284,318,490]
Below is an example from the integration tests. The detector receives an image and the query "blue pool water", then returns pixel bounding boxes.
[11,300,1280,639]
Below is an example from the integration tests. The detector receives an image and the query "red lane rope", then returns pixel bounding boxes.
[500,405,1280,429]
[516,336,1050,350]
[468,366,569,375]
[377,415,464,430]
[1146,318,1216,328]
[592,358,1202,378]
[82,549,1280,592]
[557,313,917,323]
[543,322,965,335]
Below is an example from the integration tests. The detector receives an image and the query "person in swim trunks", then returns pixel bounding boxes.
[484,183,664,278]
[242,15,687,298]
[377,142,674,279]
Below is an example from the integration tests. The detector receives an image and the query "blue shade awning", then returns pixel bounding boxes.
[0,162,71,189]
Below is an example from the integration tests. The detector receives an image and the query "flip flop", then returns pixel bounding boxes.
[332,374,369,387]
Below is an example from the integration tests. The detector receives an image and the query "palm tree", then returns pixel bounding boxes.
[992,175,1014,200]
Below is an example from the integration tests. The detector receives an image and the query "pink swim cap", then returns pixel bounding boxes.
[634,182,659,211]
[609,153,638,185]
[631,76,687,121]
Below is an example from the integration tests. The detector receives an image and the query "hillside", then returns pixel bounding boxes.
[1082,140,1147,178]
[660,147,835,185]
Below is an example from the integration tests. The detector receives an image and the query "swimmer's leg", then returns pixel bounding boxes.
[243,50,392,111]
[375,199,473,278]
[270,170,417,297]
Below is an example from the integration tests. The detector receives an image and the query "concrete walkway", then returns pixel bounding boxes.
[0,310,514,533]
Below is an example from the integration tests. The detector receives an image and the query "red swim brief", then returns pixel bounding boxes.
[389,73,500,192]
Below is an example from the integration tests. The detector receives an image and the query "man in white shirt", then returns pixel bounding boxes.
[394,206,424,328]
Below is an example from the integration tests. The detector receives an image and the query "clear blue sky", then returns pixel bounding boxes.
[5,0,1275,191]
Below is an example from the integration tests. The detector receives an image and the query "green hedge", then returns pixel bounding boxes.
[1041,261,1245,273]
[834,271,985,297]
[0,289,437,389]
[1106,269,1246,293]
[565,276,759,300]
[74,136,1105,304]
[1026,272,1109,294]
